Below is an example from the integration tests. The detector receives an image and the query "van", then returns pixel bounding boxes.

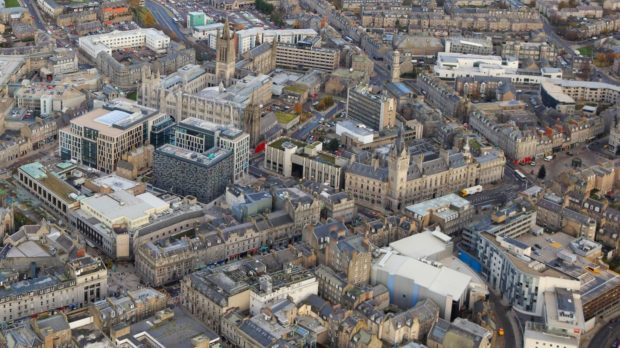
[544,155,553,161]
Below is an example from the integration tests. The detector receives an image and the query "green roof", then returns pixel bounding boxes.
[20,162,80,203]
[317,152,336,165]
[283,84,308,94]
[268,137,307,150]
[275,112,298,125]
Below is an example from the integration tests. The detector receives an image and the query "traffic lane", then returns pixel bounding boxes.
[145,0,187,42]
[22,0,46,31]
[589,318,620,348]
[489,292,518,348]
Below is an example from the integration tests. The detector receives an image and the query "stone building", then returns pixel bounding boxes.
[345,132,505,212]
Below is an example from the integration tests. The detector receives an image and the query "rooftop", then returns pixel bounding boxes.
[405,193,471,218]
[19,162,81,204]
[156,144,232,167]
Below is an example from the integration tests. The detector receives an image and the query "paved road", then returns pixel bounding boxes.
[22,0,46,31]
[145,0,188,42]
[589,318,620,348]
[489,292,518,348]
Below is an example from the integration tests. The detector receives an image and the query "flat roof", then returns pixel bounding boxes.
[19,162,80,203]
[81,190,168,225]
[91,174,140,192]
[405,193,470,217]
[541,81,575,104]
[389,230,452,260]
[156,144,232,167]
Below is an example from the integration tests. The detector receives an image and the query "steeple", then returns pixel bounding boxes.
[216,17,236,87]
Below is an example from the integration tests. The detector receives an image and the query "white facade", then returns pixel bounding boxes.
[79,29,170,59]
[236,28,318,54]
[249,276,319,315]
[219,130,251,181]
[433,52,562,84]
[335,120,374,144]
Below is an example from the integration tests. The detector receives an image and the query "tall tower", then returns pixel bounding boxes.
[386,126,409,211]
[216,18,236,87]
[390,50,401,83]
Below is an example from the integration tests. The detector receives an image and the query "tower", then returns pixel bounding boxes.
[270,41,278,72]
[390,50,401,83]
[244,94,262,147]
[216,18,236,87]
[386,125,409,211]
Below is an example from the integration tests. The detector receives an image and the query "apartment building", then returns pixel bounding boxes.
[153,145,234,203]
[48,48,79,75]
[264,137,347,190]
[275,42,340,72]
[98,1,133,25]
[501,41,557,62]
[416,74,469,120]
[345,135,505,212]
[444,36,493,55]
[174,117,250,181]
[541,79,620,110]
[469,101,604,161]
[79,28,170,59]
[0,256,107,323]
[347,85,397,131]
[59,99,172,173]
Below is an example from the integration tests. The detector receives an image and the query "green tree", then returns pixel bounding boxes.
[537,165,547,180]
[326,138,340,151]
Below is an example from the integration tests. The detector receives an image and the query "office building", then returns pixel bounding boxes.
[153,144,234,203]
[347,85,397,131]
[541,79,620,111]
[79,28,170,59]
[275,41,340,72]
[264,137,346,190]
[59,99,173,173]
[186,11,209,29]
[335,120,374,144]
[501,41,557,62]
[174,117,250,181]
[235,28,318,54]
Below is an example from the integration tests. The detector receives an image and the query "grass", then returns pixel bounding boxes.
[577,46,593,57]
[268,137,306,150]
[317,152,336,165]
[275,111,297,124]
[5,0,21,7]
[283,84,308,94]
[127,91,138,101]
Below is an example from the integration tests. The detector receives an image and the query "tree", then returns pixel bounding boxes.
[326,138,340,151]
[537,165,547,180]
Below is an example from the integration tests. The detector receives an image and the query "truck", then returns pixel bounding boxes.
[460,185,483,197]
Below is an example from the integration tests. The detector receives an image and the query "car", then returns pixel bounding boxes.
[567,151,574,156]
[497,328,505,336]
[534,243,542,249]
[530,162,536,166]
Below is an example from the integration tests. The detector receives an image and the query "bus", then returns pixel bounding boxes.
[514,170,526,181]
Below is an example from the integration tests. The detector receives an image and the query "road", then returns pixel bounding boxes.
[291,102,344,140]
[489,292,518,348]
[589,318,620,348]
[22,0,46,31]
[145,0,188,42]
[467,165,528,207]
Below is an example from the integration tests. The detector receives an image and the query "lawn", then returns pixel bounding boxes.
[577,46,593,57]
[275,111,298,124]
[5,0,21,7]
[283,84,308,94]
[126,90,138,101]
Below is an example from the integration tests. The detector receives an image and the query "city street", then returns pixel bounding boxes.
[145,0,188,42]
[489,291,519,348]
[22,0,46,31]
[588,318,620,348]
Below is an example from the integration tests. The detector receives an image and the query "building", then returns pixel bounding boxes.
[433,52,562,84]
[112,306,221,348]
[17,162,82,217]
[235,28,318,54]
[345,134,505,212]
[335,120,374,144]
[416,74,469,120]
[181,260,317,334]
[275,41,340,72]
[153,144,233,203]
[191,23,224,48]
[59,99,172,173]
[0,256,107,323]
[427,318,492,348]
[79,28,170,59]
[98,1,133,25]
[501,41,557,63]
[405,194,474,235]
[14,82,86,116]
[347,85,396,131]
[186,11,208,29]
[444,36,493,55]
[135,230,225,287]
[264,137,346,190]
[91,287,169,331]
[174,117,250,181]
[48,48,79,75]
[372,249,472,320]
[72,190,204,260]
[610,122,620,155]
[541,79,620,110]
